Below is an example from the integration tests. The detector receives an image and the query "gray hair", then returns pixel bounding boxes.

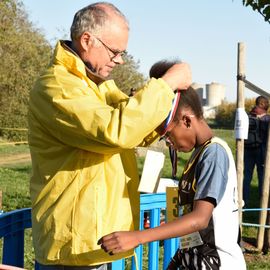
[70,2,129,41]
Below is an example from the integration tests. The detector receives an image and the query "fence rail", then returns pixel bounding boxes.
[1,194,269,269]
[0,193,178,270]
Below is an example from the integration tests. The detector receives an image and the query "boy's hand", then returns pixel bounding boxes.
[98,231,141,255]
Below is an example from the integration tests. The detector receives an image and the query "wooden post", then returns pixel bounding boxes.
[257,123,270,250]
[236,42,245,224]
[263,199,270,253]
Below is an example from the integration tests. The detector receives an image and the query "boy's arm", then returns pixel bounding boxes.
[98,199,214,255]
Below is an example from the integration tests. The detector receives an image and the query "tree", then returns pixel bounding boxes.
[0,0,52,140]
[214,98,257,129]
[242,0,270,23]
[0,0,146,141]
[111,54,146,95]
[215,101,237,128]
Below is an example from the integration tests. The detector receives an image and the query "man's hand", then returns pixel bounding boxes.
[98,231,141,255]
[161,62,192,91]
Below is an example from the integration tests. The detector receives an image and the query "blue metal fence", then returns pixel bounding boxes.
[0,208,32,268]
[0,193,178,270]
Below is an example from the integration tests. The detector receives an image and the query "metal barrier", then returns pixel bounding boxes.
[0,193,178,270]
[0,208,33,268]
[242,208,270,228]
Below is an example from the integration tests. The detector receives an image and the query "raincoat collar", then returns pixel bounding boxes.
[55,40,105,85]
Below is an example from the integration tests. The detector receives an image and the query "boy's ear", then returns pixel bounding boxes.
[183,115,192,128]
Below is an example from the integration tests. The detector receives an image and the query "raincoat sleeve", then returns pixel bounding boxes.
[29,76,173,154]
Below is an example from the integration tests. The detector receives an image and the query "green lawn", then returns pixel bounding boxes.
[0,143,29,155]
[0,129,269,269]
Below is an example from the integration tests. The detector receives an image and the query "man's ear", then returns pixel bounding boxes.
[80,32,93,51]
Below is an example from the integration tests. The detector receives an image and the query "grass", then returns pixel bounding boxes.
[0,129,269,269]
[0,143,29,155]
[0,171,33,269]
[0,165,32,211]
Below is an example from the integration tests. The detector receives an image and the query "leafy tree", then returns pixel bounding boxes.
[215,100,237,128]
[111,54,146,95]
[214,98,258,129]
[0,0,52,140]
[242,0,270,23]
[0,1,147,141]
[244,97,257,112]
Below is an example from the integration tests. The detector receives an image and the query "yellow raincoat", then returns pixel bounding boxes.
[28,41,174,265]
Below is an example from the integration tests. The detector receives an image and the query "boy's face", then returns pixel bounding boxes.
[261,100,269,111]
[159,115,196,153]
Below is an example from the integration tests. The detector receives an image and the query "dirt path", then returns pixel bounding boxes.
[0,141,165,166]
[0,153,31,166]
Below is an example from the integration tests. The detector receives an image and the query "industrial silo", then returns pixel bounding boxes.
[205,82,225,107]
[191,82,205,105]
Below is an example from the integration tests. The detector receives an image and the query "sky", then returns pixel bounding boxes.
[21,0,270,101]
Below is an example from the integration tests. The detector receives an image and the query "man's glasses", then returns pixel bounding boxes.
[95,36,127,60]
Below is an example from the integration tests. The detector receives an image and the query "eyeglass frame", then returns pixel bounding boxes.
[94,36,127,60]
[159,114,195,146]
[159,122,176,147]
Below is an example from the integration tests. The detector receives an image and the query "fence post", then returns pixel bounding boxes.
[257,124,270,250]
[263,200,270,252]
[236,42,245,225]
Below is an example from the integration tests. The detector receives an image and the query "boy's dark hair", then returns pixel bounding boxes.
[255,95,268,106]
[255,95,269,111]
[149,59,204,120]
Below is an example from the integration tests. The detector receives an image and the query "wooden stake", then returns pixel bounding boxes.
[257,123,270,250]
[236,42,245,225]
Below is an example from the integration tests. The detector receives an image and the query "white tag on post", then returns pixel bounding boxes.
[234,108,249,139]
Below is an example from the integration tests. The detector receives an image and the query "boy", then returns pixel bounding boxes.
[99,60,246,270]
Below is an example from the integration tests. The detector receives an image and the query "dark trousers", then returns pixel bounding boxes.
[243,146,265,206]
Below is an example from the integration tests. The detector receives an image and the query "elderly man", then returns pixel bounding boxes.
[28,2,191,269]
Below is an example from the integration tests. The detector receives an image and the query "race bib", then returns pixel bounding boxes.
[180,231,203,249]
[166,187,179,222]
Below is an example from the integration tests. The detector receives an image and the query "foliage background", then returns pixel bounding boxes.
[0,0,52,140]
[243,0,270,23]
[0,0,146,141]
